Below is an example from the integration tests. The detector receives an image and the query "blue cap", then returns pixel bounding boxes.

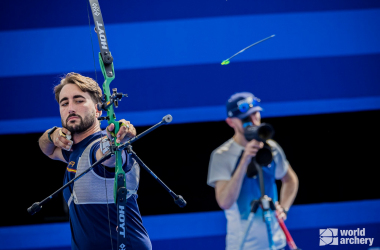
[226,92,262,119]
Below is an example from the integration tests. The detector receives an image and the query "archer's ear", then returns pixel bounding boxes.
[95,104,102,117]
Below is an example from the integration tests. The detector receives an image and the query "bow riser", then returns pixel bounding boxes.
[98,53,125,203]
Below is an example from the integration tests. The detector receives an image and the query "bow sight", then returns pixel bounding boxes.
[97,88,128,120]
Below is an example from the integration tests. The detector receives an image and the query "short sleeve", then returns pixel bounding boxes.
[61,149,72,162]
[90,134,128,177]
[267,139,289,180]
[207,150,234,188]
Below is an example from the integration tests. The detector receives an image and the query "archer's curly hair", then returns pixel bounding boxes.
[54,73,102,104]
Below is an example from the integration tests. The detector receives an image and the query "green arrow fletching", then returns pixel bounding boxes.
[221,60,230,65]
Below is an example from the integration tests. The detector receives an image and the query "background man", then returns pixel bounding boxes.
[207,92,299,250]
[38,73,152,250]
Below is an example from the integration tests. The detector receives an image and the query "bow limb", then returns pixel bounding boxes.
[88,0,127,248]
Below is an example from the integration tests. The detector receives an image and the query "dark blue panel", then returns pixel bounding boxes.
[1,54,379,121]
[4,9,380,78]
[27,248,70,250]
[1,0,380,31]
[151,235,225,250]
[3,224,380,250]
[1,200,380,249]
[0,74,64,120]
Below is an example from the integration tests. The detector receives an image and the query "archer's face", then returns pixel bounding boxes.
[58,84,100,134]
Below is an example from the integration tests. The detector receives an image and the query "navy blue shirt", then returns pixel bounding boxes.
[62,131,151,250]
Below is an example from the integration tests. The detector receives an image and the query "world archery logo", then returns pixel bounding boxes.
[320,228,338,246]
[319,227,375,246]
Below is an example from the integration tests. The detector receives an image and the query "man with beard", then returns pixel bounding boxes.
[207,92,299,250]
[39,73,152,250]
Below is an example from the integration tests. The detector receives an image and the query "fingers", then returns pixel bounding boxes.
[106,120,136,143]
[246,142,263,155]
[61,127,71,138]
[243,140,264,159]
[277,211,287,221]
[275,202,287,221]
[247,139,264,149]
[245,147,260,156]
[106,123,115,140]
[54,128,73,151]
[116,120,136,143]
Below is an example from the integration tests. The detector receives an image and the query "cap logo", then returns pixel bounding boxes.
[237,96,253,107]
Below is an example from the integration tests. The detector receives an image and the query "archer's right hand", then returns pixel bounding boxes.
[52,128,73,151]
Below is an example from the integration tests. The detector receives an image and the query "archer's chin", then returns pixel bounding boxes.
[66,124,79,130]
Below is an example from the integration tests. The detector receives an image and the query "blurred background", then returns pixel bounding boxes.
[1,0,380,249]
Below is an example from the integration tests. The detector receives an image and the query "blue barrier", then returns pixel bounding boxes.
[1,199,379,250]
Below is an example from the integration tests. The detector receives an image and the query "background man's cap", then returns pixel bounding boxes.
[226,92,262,119]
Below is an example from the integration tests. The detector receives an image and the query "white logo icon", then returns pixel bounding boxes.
[320,228,339,246]
[92,3,100,16]
[119,243,126,250]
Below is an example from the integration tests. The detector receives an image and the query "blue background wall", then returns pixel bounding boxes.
[0,0,380,133]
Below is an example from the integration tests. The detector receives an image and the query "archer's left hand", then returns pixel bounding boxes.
[106,119,136,144]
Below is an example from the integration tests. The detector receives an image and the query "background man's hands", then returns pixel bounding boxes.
[52,128,73,151]
[106,119,136,144]
[241,139,264,164]
[275,201,287,221]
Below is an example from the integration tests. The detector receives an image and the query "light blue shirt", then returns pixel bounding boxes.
[208,138,288,250]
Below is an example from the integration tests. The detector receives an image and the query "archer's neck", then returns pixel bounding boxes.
[72,121,101,144]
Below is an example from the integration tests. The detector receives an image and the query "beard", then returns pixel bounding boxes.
[62,111,95,134]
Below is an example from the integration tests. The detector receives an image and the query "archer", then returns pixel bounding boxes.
[38,72,152,250]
